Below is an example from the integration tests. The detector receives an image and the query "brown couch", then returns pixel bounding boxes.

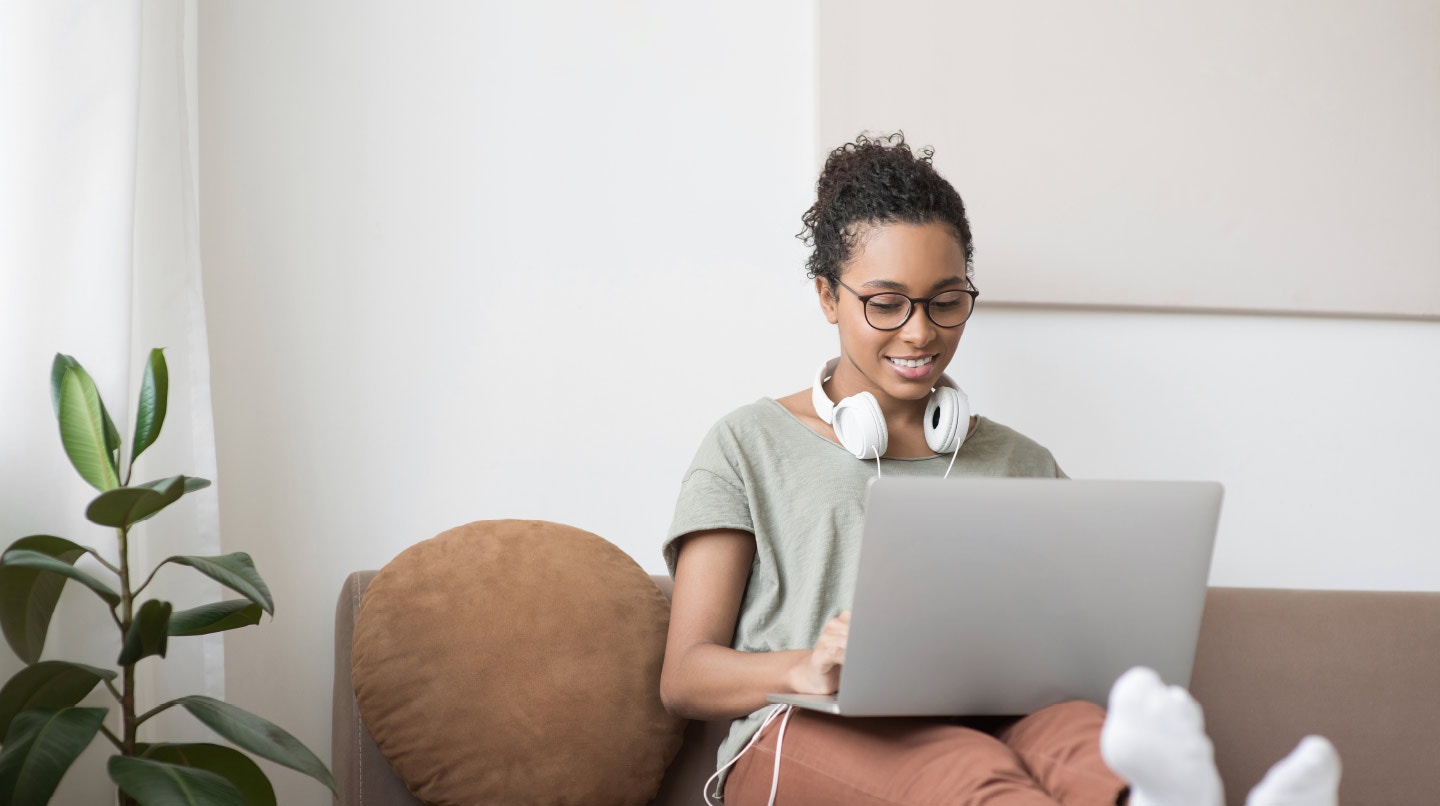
[334,574,1440,805]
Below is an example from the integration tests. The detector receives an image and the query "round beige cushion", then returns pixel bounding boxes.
[352,520,685,805]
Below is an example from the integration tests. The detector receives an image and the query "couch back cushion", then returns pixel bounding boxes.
[351,519,685,805]
[1191,587,1440,806]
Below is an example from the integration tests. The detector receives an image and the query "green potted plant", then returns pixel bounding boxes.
[0,350,334,805]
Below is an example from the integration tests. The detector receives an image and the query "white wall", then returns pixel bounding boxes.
[960,306,1440,591]
[199,2,818,801]
[199,2,1439,804]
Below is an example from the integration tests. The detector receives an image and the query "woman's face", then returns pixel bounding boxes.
[817,221,970,412]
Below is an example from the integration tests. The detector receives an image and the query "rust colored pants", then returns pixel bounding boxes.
[726,700,1127,805]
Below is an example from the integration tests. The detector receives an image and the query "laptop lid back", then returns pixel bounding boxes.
[836,478,1223,716]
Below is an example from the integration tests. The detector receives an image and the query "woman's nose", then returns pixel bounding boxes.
[900,302,937,344]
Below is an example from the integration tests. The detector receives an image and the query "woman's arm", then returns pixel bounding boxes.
[660,528,848,721]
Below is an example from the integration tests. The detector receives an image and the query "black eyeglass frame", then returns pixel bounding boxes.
[833,278,980,331]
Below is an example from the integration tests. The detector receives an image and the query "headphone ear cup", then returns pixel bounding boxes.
[832,391,888,459]
[924,386,970,454]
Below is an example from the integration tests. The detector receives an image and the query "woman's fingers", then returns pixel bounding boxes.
[821,611,850,665]
[813,612,853,666]
[794,611,854,693]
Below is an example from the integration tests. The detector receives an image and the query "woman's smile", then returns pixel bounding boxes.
[884,353,937,380]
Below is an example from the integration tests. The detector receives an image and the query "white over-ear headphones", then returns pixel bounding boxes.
[810,357,971,460]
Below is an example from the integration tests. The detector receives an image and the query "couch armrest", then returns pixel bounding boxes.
[333,571,422,806]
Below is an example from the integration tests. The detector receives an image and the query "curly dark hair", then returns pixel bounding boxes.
[798,132,974,288]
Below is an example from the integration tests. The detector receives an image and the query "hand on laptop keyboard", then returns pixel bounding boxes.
[789,610,850,695]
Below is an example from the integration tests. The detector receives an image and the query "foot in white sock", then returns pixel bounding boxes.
[1245,736,1341,806]
[1101,666,1224,806]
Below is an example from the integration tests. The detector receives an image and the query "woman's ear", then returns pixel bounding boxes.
[817,277,840,325]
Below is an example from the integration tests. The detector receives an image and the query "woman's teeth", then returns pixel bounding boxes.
[887,356,933,368]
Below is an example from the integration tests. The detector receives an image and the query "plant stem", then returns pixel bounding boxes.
[131,563,163,600]
[134,700,177,727]
[118,525,138,806]
[92,553,121,576]
[99,723,123,751]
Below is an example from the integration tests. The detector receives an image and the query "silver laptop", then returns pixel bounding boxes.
[768,478,1223,716]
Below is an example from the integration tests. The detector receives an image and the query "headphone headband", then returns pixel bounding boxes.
[811,357,969,459]
[811,357,959,425]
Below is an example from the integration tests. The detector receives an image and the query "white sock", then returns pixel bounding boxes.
[1101,667,1224,806]
[1245,736,1341,806]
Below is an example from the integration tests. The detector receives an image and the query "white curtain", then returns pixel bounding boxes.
[0,0,222,800]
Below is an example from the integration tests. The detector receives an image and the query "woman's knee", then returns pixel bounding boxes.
[926,742,1054,803]
[899,726,1047,794]
[997,700,1108,755]
[1020,700,1107,731]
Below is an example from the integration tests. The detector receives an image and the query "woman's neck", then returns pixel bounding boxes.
[823,361,929,428]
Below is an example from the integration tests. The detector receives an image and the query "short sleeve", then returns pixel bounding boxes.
[661,421,755,577]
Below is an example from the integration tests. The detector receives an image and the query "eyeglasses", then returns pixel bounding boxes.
[834,278,979,331]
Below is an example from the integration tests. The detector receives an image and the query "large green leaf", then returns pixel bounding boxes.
[0,661,115,739]
[168,601,263,637]
[0,706,106,805]
[85,476,186,529]
[0,536,102,663]
[109,755,244,806]
[0,548,120,608]
[173,696,335,793]
[56,363,121,491]
[158,554,273,615]
[141,743,275,806]
[132,348,169,464]
[49,354,76,417]
[135,476,210,523]
[51,355,122,479]
[91,476,211,530]
[118,600,172,666]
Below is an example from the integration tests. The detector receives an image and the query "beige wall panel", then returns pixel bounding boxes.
[818,0,1440,318]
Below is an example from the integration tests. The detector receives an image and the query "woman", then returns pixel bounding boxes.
[658,133,1127,805]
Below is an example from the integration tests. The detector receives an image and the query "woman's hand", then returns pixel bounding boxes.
[789,610,850,695]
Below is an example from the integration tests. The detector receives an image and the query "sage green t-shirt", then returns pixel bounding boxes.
[662,398,1066,797]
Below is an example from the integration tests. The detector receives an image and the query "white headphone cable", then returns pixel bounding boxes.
[942,437,960,480]
[766,703,795,805]
[702,703,795,806]
[872,445,882,478]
